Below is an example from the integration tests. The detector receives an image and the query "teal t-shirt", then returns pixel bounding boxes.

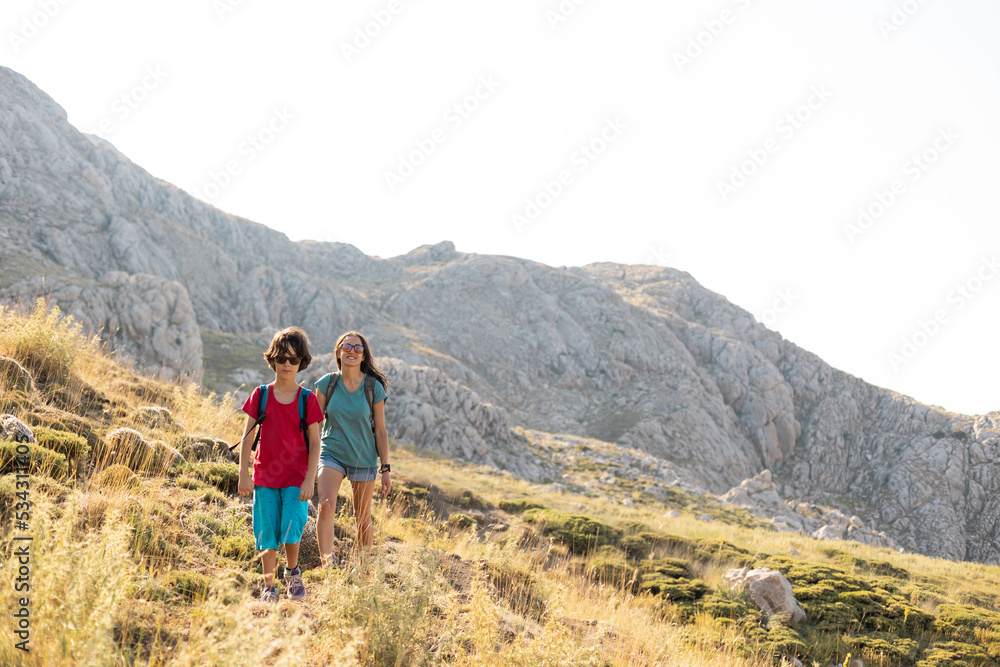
[315,373,387,468]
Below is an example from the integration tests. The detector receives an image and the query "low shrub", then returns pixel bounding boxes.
[0,440,68,480]
[93,464,139,490]
[522,508,621,554]
[33,426,89,462]
[447,513,479,530]
[485,561,546,621]
[164,570,211,603]
[498,499,544,514]
[215,533,256,562]
[184,461,240,494]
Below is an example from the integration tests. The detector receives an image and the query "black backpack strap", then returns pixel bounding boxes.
[364,374,376,434]
[298,388,311,454]
[323,372,342,418]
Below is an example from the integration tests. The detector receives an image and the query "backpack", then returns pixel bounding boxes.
[324,371,382,434]
[229,385,312,454]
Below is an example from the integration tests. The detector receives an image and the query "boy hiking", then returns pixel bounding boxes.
[237,327,323,602]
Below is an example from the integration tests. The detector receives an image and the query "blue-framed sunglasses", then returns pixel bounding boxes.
[340,343,365,353]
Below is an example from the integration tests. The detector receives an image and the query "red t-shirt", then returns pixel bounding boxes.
[241,384,324,488]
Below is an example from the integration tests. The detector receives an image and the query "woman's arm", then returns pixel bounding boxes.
[374,400,390,496]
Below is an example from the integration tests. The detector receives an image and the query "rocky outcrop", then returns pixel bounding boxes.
[4,273,202,380]
[721,470,898,550]
[1,66,999,563]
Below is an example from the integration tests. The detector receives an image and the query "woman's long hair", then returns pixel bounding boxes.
[335,330,389,392]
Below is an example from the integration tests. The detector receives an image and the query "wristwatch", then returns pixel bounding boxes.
[380,463,391,474]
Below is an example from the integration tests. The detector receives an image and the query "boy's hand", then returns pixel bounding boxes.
[238,470,253,497]
[300,475,315,502]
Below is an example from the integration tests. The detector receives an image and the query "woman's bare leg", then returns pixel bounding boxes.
[316,467,345,565]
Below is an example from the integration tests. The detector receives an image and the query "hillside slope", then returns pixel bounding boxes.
[6,305,1000,667]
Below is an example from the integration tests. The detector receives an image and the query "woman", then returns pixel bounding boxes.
[315,330,390,569]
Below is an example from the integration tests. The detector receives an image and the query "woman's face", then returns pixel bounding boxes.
[338,335,365,368]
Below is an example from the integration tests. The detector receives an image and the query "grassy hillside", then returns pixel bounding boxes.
[2,300,1000,666]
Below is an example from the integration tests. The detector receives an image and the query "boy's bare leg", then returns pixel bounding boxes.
[284,542,299,570]
[261,549,277,586]
[317,467,345,565]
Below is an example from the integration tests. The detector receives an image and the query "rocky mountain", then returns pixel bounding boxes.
[1,65,998,563]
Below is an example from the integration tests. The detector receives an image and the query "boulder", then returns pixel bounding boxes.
[724,567,807,624]
[0,414,35,443]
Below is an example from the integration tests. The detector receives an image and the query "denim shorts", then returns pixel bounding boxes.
[318,453,378,482]
[252,485,307,551]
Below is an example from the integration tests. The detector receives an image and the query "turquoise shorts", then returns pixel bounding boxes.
[252,485,307,551]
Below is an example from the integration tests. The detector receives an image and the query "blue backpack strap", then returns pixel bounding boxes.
[299,388,311,453]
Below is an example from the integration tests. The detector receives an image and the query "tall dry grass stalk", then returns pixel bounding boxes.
[0,494,134,666]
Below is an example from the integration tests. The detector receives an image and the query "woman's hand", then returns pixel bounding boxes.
[380,470,391,497]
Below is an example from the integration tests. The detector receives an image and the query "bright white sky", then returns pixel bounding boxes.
[2,0,998,416]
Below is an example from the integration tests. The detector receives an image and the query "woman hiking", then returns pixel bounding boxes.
[314,331,390,572]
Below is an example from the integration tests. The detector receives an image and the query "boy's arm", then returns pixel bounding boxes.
[300,421,321,501]
[237,414,256,496]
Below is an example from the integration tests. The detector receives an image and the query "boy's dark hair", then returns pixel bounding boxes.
[263,327,313,372]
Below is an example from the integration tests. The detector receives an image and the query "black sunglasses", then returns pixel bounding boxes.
[274,355,301,365]
[340,344,365,353]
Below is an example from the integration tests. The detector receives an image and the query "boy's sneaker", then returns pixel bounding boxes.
[284,567,305,600]
[260,585,279,604]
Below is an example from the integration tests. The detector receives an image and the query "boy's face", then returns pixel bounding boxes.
[273,345,301,378]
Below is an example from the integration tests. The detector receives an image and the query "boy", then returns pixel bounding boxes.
[237,326,323,602]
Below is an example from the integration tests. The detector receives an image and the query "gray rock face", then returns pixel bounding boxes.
[2,66,999,563]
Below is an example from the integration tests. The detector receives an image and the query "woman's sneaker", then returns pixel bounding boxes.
[284,566,305,600]
[260,585,279,603]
